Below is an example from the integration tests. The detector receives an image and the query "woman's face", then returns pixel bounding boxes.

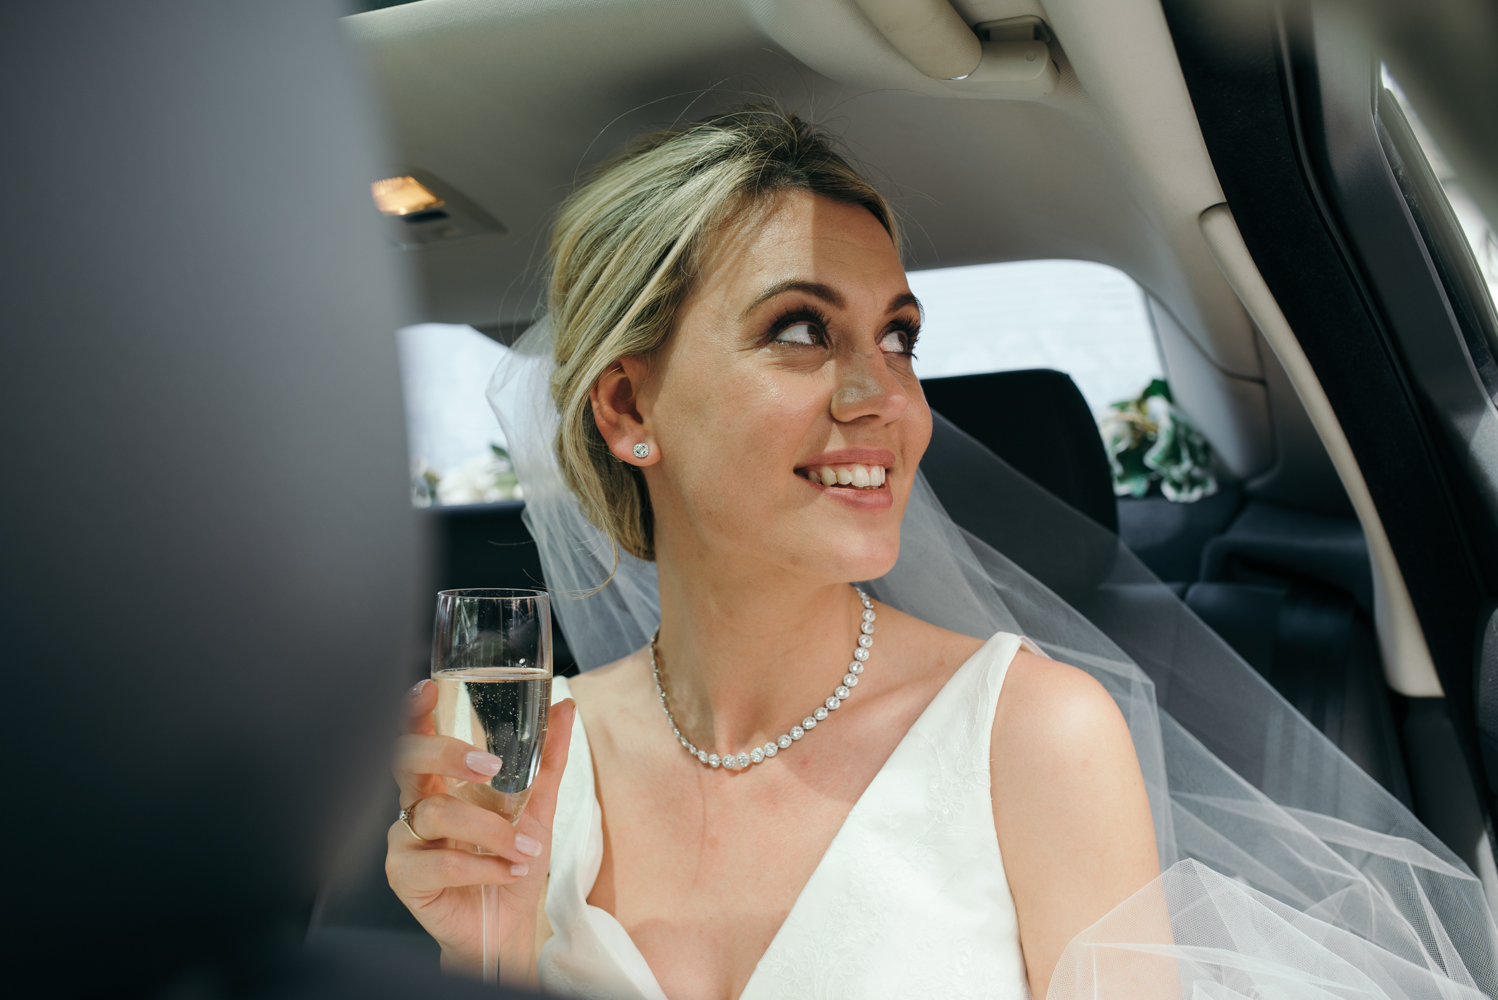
[618,190,931,587]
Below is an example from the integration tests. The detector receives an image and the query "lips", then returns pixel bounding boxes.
[794,449,896,511]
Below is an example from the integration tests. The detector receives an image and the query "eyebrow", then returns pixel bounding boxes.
[888,291,920,315]
[739,280,922,320]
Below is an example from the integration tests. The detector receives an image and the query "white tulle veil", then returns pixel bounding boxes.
[490,317,1498,999]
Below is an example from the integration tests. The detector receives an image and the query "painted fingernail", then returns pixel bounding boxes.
[408,679,430,699]
[510,864,529,877]
[514,833,542,858]
[465,751,502,776]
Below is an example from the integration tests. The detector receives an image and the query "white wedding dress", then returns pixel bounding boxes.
[540,633,1036,1000]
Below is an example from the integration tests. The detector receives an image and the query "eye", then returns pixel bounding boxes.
[878,329,911,354]
[775,321,819,346]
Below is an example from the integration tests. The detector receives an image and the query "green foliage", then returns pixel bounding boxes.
[1099,379,1218,503]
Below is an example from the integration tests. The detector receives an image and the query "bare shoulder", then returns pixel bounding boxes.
[870,599,988,681]
[992,651,1135,774]
[987,650,1158,996]
[990,648,1151,842]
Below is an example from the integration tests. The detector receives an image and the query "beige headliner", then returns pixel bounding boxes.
[348,0,1259,376]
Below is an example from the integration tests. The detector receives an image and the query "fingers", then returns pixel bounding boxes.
[517,699,576,832]
[386,837,532,893]
[391,794,543,863]
[405,678,437,735]
[393,732,504,805]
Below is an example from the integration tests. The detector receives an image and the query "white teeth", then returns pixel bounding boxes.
[803,464,889,488]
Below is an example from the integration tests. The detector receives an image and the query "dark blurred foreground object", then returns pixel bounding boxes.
[0,1,531,996]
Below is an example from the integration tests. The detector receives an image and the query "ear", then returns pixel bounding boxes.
[590,356,659,466]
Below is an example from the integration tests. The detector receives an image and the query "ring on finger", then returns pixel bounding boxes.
[399,800,435,842]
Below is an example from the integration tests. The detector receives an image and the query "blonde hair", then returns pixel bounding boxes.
[549,104,898,561]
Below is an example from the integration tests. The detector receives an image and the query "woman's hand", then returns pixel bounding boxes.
[386,679,576,986]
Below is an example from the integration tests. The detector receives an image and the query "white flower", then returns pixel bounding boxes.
[410,458,439,507]
[435,449,520,506]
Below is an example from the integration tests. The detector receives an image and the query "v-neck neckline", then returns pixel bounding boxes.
[553,632,1014,1000]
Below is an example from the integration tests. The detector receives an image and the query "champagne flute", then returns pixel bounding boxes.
[431,588,553,985]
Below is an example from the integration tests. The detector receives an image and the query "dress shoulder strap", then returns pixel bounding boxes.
[541,677,666,1000]
[905,632,1037,766]
[545,676,595,924]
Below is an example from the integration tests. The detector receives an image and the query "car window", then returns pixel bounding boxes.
[908,259,1163,418]
[1382,66,1498,312]
[397,322,517,507]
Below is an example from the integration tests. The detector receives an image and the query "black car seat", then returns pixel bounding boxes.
[1185,505,1411,803]
[920,370,1410,803]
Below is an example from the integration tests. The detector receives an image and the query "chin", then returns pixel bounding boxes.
[811,533,901,585]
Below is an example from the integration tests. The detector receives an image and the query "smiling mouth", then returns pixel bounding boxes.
[797,463,888,490]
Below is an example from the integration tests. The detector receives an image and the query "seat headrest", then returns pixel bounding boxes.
[921,369,1117,533]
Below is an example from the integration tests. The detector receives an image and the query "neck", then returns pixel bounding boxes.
[652,545,864,756]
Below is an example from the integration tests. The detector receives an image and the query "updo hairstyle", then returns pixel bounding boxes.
[548,104,899,561]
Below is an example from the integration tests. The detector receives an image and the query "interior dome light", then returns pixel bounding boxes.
[371,175,444,216]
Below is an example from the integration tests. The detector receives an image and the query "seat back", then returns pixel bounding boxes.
[1184,502,1410,803]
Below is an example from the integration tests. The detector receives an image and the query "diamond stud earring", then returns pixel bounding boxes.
[632,442,650,459]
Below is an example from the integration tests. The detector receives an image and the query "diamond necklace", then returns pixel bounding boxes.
[650,587,876,770]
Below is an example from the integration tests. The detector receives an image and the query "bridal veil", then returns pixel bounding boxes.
[490,318,1498,1000]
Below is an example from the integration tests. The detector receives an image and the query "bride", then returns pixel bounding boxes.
[386,106,1496,999]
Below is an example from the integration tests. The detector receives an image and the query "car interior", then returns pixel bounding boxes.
[299,0,1498,956]
[9,0,1496,992]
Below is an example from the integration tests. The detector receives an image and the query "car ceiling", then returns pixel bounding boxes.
[349,0,1262,363]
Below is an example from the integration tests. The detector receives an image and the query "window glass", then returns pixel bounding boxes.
[907,259,1162,418]
[396,322,518,507]
[1382,66,1498,310]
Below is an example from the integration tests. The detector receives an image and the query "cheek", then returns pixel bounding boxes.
[657,365,827,510]
[692,374,818,457]
[902,389,934,463]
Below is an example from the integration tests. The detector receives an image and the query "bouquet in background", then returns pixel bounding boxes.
[1100,379,1217,502]
[412,444,524,507]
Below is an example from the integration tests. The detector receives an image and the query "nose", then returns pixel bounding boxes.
[829,347,912,426]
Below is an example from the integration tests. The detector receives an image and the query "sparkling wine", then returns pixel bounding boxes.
[434,667,551,823]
